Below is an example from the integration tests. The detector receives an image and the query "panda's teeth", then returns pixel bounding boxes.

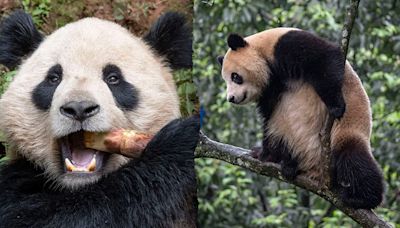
[65,158,75,172]
[88,156,96,172]
[65,156,96,172]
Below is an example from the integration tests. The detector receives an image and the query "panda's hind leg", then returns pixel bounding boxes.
[331,138,384,209]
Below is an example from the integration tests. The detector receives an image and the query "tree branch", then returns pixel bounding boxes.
[341,0,360,57]
[195,134,393,228]
[321,0,361,187]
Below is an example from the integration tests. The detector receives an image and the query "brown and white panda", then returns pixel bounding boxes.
[218,28,384,209]
[0,10,199,227]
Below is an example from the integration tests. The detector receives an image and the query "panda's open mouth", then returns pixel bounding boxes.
[59,131,107,173]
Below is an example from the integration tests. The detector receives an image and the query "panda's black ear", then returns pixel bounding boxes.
[227,33,247,51]
[144,12,192,70]
[0,10,43,70]
[217,56,224,65]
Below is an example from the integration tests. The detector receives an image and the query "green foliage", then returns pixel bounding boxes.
[0,70,16,95]
[195,0,400,226]
[22,0,51,26]
[0,156,9,165]
[174,70,199,117]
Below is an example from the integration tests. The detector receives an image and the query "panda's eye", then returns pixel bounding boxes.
[47,73,61,84]
[105,73,120,85]
[46,64,63,85]
[231,73,243,85]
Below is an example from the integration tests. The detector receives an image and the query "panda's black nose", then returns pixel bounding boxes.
[60,101,100,121]
[228,96,235,103]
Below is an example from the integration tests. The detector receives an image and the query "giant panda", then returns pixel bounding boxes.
[217,28,384,209]
[0,10,199,227]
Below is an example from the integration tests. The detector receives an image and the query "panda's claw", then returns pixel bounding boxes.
[250,146,262,159]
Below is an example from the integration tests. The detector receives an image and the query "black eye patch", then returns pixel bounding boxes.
[231,72,243,85]
[32,64,63,110]
[102,64,139,111]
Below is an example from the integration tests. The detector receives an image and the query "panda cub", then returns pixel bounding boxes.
[0,10,199,227]
[218,28,384,209]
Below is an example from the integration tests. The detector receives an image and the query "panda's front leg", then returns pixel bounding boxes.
[309,75,346,119]
[305,52,347,119]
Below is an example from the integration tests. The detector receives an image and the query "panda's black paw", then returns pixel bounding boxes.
[332,143,384,209]
[281,154,299,181]
[281,163,299,181]
[328,99,346,119]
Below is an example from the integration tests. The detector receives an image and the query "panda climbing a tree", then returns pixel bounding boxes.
[218,28,384,210]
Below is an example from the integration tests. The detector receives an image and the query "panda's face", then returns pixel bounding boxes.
[0,18,180,189]
[220,45,268,105]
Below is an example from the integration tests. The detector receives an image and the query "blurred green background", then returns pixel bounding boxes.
[194,0,400,227]
[0,0,196,158]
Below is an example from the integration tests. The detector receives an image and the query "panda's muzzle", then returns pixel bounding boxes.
[59,131,106,173]
[228,92,247,104]
[60,100,100,122]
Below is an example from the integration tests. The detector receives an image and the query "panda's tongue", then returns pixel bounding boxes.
[69,131,95,167]
[71,149,95,166]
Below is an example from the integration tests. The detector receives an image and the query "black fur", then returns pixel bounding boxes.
[280,146,300,181]
[32,64,63,110]
[227,34,247,51]
[0,143,5,157]
[102,64,139,111]
[331,138,384,209]
[0,116,200,227]
[0,10,43,69]
[144,12,192,70]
